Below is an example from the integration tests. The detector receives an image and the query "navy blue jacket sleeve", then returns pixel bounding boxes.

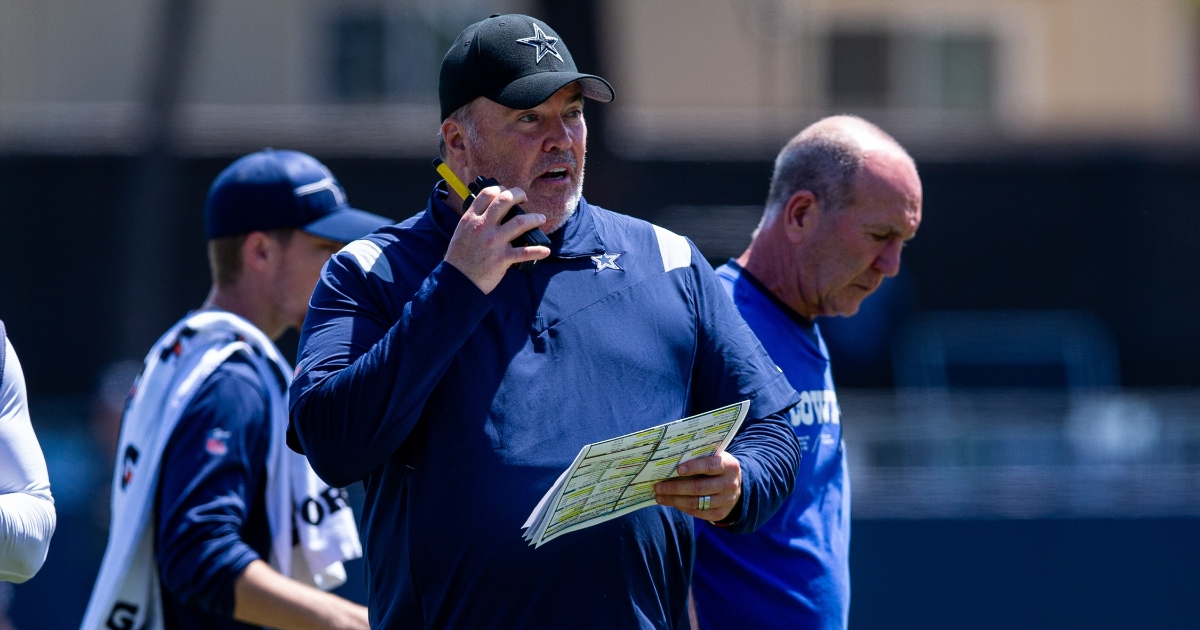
[156,360,270,617]
[687,245,802,534]
[290,255,493,487]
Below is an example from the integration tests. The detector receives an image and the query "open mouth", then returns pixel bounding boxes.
[538,167,570,181]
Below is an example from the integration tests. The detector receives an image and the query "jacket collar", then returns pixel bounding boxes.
[554,196,606,258]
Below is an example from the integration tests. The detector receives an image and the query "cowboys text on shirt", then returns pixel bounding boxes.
[786,390,840,428]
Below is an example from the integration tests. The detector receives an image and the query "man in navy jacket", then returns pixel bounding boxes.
[153,151,389,630]
[290,15,802,629]
[84,150,389,630]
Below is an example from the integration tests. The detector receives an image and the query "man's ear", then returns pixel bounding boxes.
[441,118,470,171]
[240,232,274,274]
[782,190,819,244]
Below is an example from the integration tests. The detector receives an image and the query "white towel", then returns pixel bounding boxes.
[80,311,361,630]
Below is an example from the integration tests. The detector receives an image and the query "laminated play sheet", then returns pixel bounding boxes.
[522,400,749,548]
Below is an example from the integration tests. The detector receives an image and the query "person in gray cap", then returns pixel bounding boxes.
[289,15,802,630]
[81,150,390,630]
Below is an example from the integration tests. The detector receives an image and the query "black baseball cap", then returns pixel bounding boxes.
[204,149,391,242]
[439,14,615,121]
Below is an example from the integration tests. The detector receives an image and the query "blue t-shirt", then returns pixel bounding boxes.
[156,354,272,630]
[693,261,850,630]
[289,187,802,629]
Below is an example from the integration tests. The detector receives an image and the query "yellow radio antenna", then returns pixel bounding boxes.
[432,158,472,201]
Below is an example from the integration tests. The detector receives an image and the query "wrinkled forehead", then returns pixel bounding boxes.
[844,154,921,236]
[859,150,922,206]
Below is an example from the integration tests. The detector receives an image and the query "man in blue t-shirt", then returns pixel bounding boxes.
[289,14,802,630]
[692,116,923,630]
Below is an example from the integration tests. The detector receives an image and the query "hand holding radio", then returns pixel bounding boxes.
[435,159,553,294]
[443,181,551,295]
[466,176,553,257]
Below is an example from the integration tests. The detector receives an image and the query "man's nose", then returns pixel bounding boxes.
[544,119,574,152]
[873,242,903,277]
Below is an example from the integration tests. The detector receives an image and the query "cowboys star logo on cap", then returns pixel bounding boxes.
[516,23,564,64]
[438,14,614,121]
[591,252,623,273]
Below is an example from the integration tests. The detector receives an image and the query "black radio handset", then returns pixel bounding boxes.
[432,158,552,273]
[466,176,553,272]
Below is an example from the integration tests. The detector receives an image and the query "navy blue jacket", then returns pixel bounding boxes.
[290,189,801,629]
[156,355,271,630]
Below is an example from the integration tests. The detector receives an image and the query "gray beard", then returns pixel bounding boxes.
[469,151,585,234]
[539,176,582,234]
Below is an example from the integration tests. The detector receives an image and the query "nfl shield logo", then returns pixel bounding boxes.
[205,429,231,456]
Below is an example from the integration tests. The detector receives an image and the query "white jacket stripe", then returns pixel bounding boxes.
[340,239,393,282]
[652,225,691,272]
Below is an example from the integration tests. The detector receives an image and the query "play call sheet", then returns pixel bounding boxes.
[522,400,750,547]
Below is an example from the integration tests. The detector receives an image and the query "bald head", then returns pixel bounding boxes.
[759,115,914,230]
[741,115,922,319]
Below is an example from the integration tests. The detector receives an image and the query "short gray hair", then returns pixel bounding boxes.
[758,116,905,231]
[438,100,481,159]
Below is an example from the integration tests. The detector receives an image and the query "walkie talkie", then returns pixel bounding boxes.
[433,158,551,272]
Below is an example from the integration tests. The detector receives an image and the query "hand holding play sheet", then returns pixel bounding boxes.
[522,401,749,547]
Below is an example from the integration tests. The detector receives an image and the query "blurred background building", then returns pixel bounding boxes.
[3,0,1200,628]
[4,0,1197,155]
